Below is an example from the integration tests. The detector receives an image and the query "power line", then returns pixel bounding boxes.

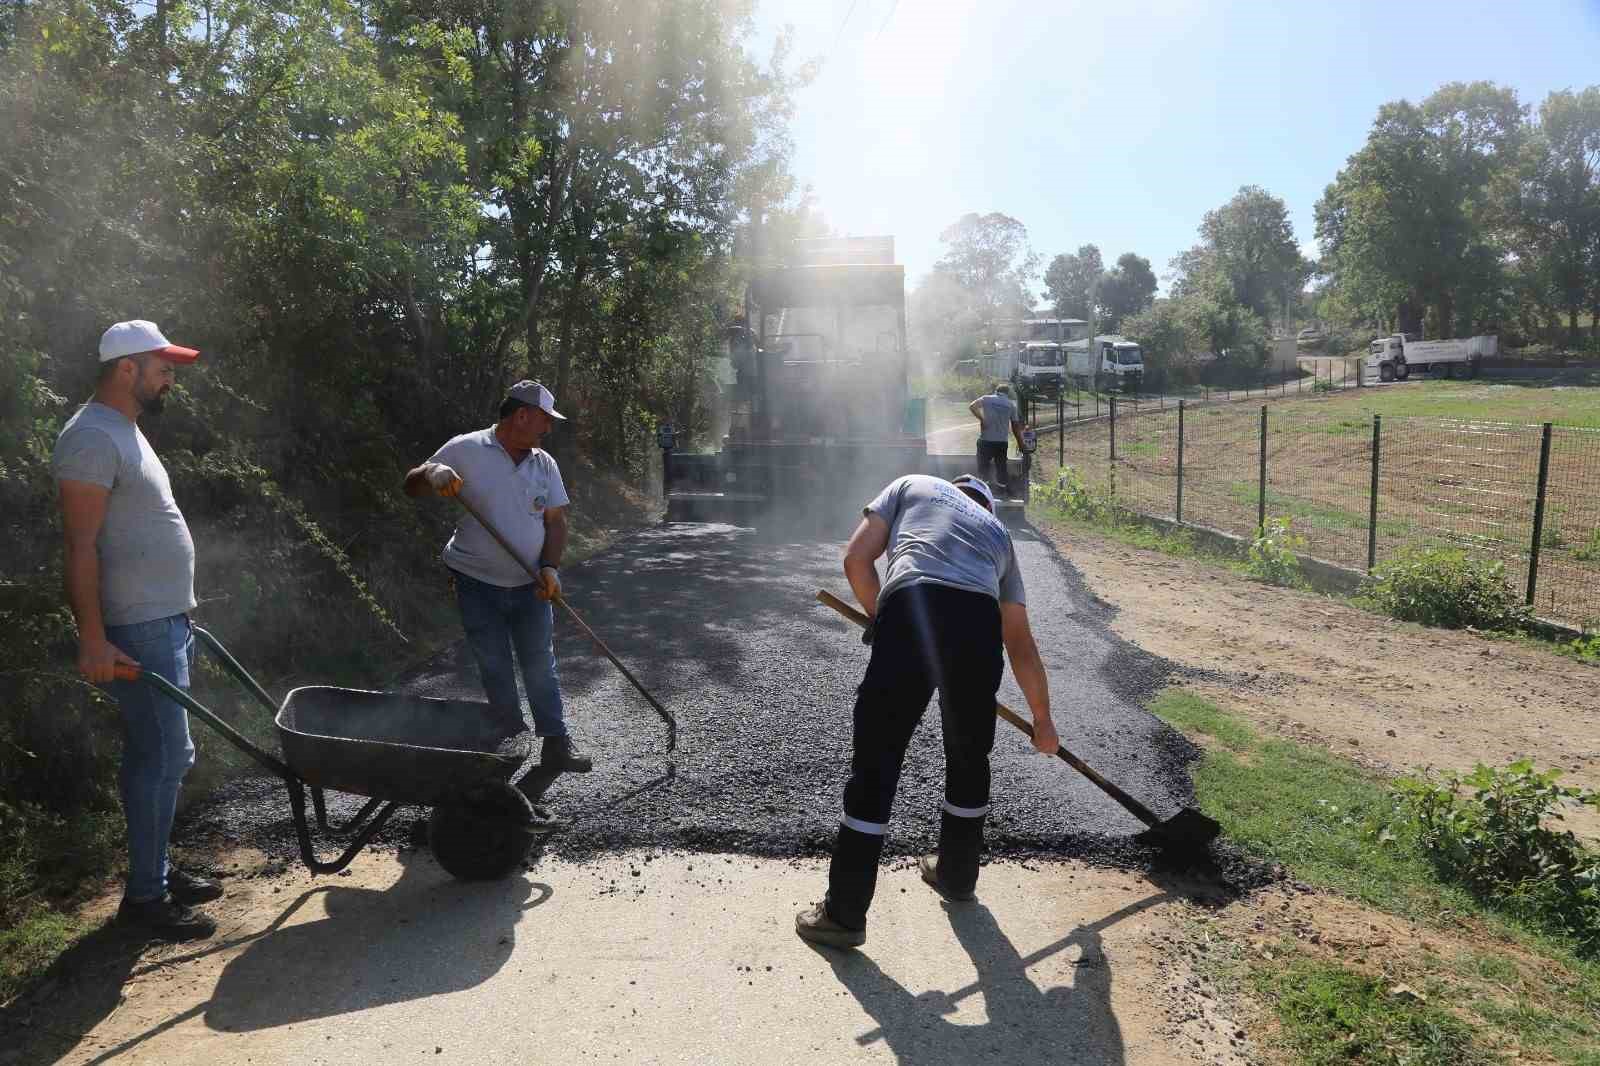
[832,0,861,52]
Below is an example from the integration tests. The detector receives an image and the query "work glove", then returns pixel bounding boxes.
[536,566,562,602]
[861,619,876,647]
[426,463,463,497]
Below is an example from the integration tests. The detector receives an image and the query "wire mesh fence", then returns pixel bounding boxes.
[1031,392,1600,630]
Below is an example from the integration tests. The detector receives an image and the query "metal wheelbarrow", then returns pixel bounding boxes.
[117,625,546,880]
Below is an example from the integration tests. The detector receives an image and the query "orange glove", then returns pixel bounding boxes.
[536,566,562,602]
[426,463,463,497]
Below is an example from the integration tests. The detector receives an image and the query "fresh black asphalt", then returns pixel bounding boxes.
[187,516,1224,876]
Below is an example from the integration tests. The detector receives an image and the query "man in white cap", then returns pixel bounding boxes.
[796,472,1058,949]
[52,320,221,941]
[405,381,591,775]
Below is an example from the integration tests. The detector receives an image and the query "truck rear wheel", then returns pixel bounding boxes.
[1394,360,1410,381]
[1380,363,1396,383]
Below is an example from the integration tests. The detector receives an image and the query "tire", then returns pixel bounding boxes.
[1469,354,1481,379]
[1394,360,1410,381]
[429,780,538,881]
[1380,363,1396,383]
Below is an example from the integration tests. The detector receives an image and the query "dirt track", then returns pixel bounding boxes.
[1040,516,1600,841]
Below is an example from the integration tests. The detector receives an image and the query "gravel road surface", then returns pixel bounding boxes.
[187,519,1205,868]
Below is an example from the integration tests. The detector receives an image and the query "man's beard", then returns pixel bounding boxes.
[135,384,168,414]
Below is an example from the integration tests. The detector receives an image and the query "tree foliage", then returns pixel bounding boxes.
[1172,184,1308,327]
[1042,243,1103,320]
[0,0,807,940]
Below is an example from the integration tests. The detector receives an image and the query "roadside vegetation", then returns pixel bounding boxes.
[1152,689,1600,1065]
[0,0,808,1005]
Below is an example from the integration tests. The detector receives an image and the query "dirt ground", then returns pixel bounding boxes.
[1042,517,1600,843]
[12,522,1600,1064]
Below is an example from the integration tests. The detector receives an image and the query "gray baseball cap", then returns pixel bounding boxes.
[505,380,566,420]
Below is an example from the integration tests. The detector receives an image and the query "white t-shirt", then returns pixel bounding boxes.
[52,402,197,626]
[865,475,1025,606]
[430,428,570,588]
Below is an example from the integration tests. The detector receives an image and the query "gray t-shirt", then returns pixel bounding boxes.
[976,393,1019,443]
[865,475,1025,606]
[430,428,571,588]
[52,402,197,627]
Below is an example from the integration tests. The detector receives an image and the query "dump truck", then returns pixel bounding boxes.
[1365,334,1495,382]
[662,237,1030,528]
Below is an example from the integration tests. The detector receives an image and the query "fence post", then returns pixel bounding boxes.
[1257,404,1268,533]
[1367,415,1381,571]
[1109,395,1117,461]
[1058,389,1065,468]
[1527,422,1554,606]
[1176,399,1185,524]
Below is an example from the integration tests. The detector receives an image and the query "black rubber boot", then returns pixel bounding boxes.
[824,824,885,931]
[934,810,985,899]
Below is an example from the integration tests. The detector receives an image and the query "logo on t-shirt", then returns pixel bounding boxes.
[531,495,546,513]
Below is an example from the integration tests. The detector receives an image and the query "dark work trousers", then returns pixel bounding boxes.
[826,583,1004,930]
[976,439,1010,491]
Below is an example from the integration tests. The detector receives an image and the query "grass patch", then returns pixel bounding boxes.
[1153,690,1456,918]
[1259,958,1494,1065]
[1157,688,1600,1063]
[0,905,81,1005]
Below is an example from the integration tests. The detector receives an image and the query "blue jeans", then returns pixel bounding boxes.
[452,570,568,737]
[103,614,196,903]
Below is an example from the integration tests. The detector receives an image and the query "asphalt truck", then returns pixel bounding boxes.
[1365,333,1495,382]
[662,236,1030,528]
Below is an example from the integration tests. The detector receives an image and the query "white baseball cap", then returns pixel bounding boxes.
[950,474,996,510]
[98,320,199,364]
[505,380,566,420]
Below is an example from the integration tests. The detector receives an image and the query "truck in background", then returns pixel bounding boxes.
[1365,334,1495,382]
[997,319,1144,394]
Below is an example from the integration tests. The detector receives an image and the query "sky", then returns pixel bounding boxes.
[748,0,1600,296]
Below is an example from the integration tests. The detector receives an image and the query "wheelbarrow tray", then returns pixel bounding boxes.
[275,686,530,807]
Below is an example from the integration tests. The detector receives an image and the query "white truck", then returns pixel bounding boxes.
[1066,334,1145,392]
[1366,334,1496,382]
[996,319,1145,392]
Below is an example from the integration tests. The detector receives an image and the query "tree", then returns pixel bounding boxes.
[1511,88,1600,347]
[1173,185,1308,327]
[931,211,1038,333]
[1042,244,1102,319]
[1096,252,1157,332]
[1317,82,1525,338]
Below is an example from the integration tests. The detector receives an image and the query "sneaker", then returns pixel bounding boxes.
[918,856,975,903]
[540,735,592,773]
[116,895,217,941]
[166,865,224,905]
[794,901,866,949]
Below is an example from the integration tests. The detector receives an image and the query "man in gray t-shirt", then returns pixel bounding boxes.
[968,383,1024,494]
[796,473,1059,949]
[52,319,221,941]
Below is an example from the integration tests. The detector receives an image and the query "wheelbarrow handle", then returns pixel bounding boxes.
[114,660,294,781]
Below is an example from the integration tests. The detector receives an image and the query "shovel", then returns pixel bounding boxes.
[449,490,677,756]
[816,589,1220,851]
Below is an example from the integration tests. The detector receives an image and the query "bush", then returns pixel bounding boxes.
[1034,467,1116,523]
[1394,761,1600,955]
[1361,547,1530,630]
[1245,516,1305,586]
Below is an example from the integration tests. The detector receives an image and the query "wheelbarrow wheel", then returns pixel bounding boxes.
[428,780,538,881]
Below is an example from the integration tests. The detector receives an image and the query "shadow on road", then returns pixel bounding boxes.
[817,887,1180,1065]
[60,850,550,1062]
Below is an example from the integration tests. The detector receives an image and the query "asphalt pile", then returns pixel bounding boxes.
[183,520,1237,879]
